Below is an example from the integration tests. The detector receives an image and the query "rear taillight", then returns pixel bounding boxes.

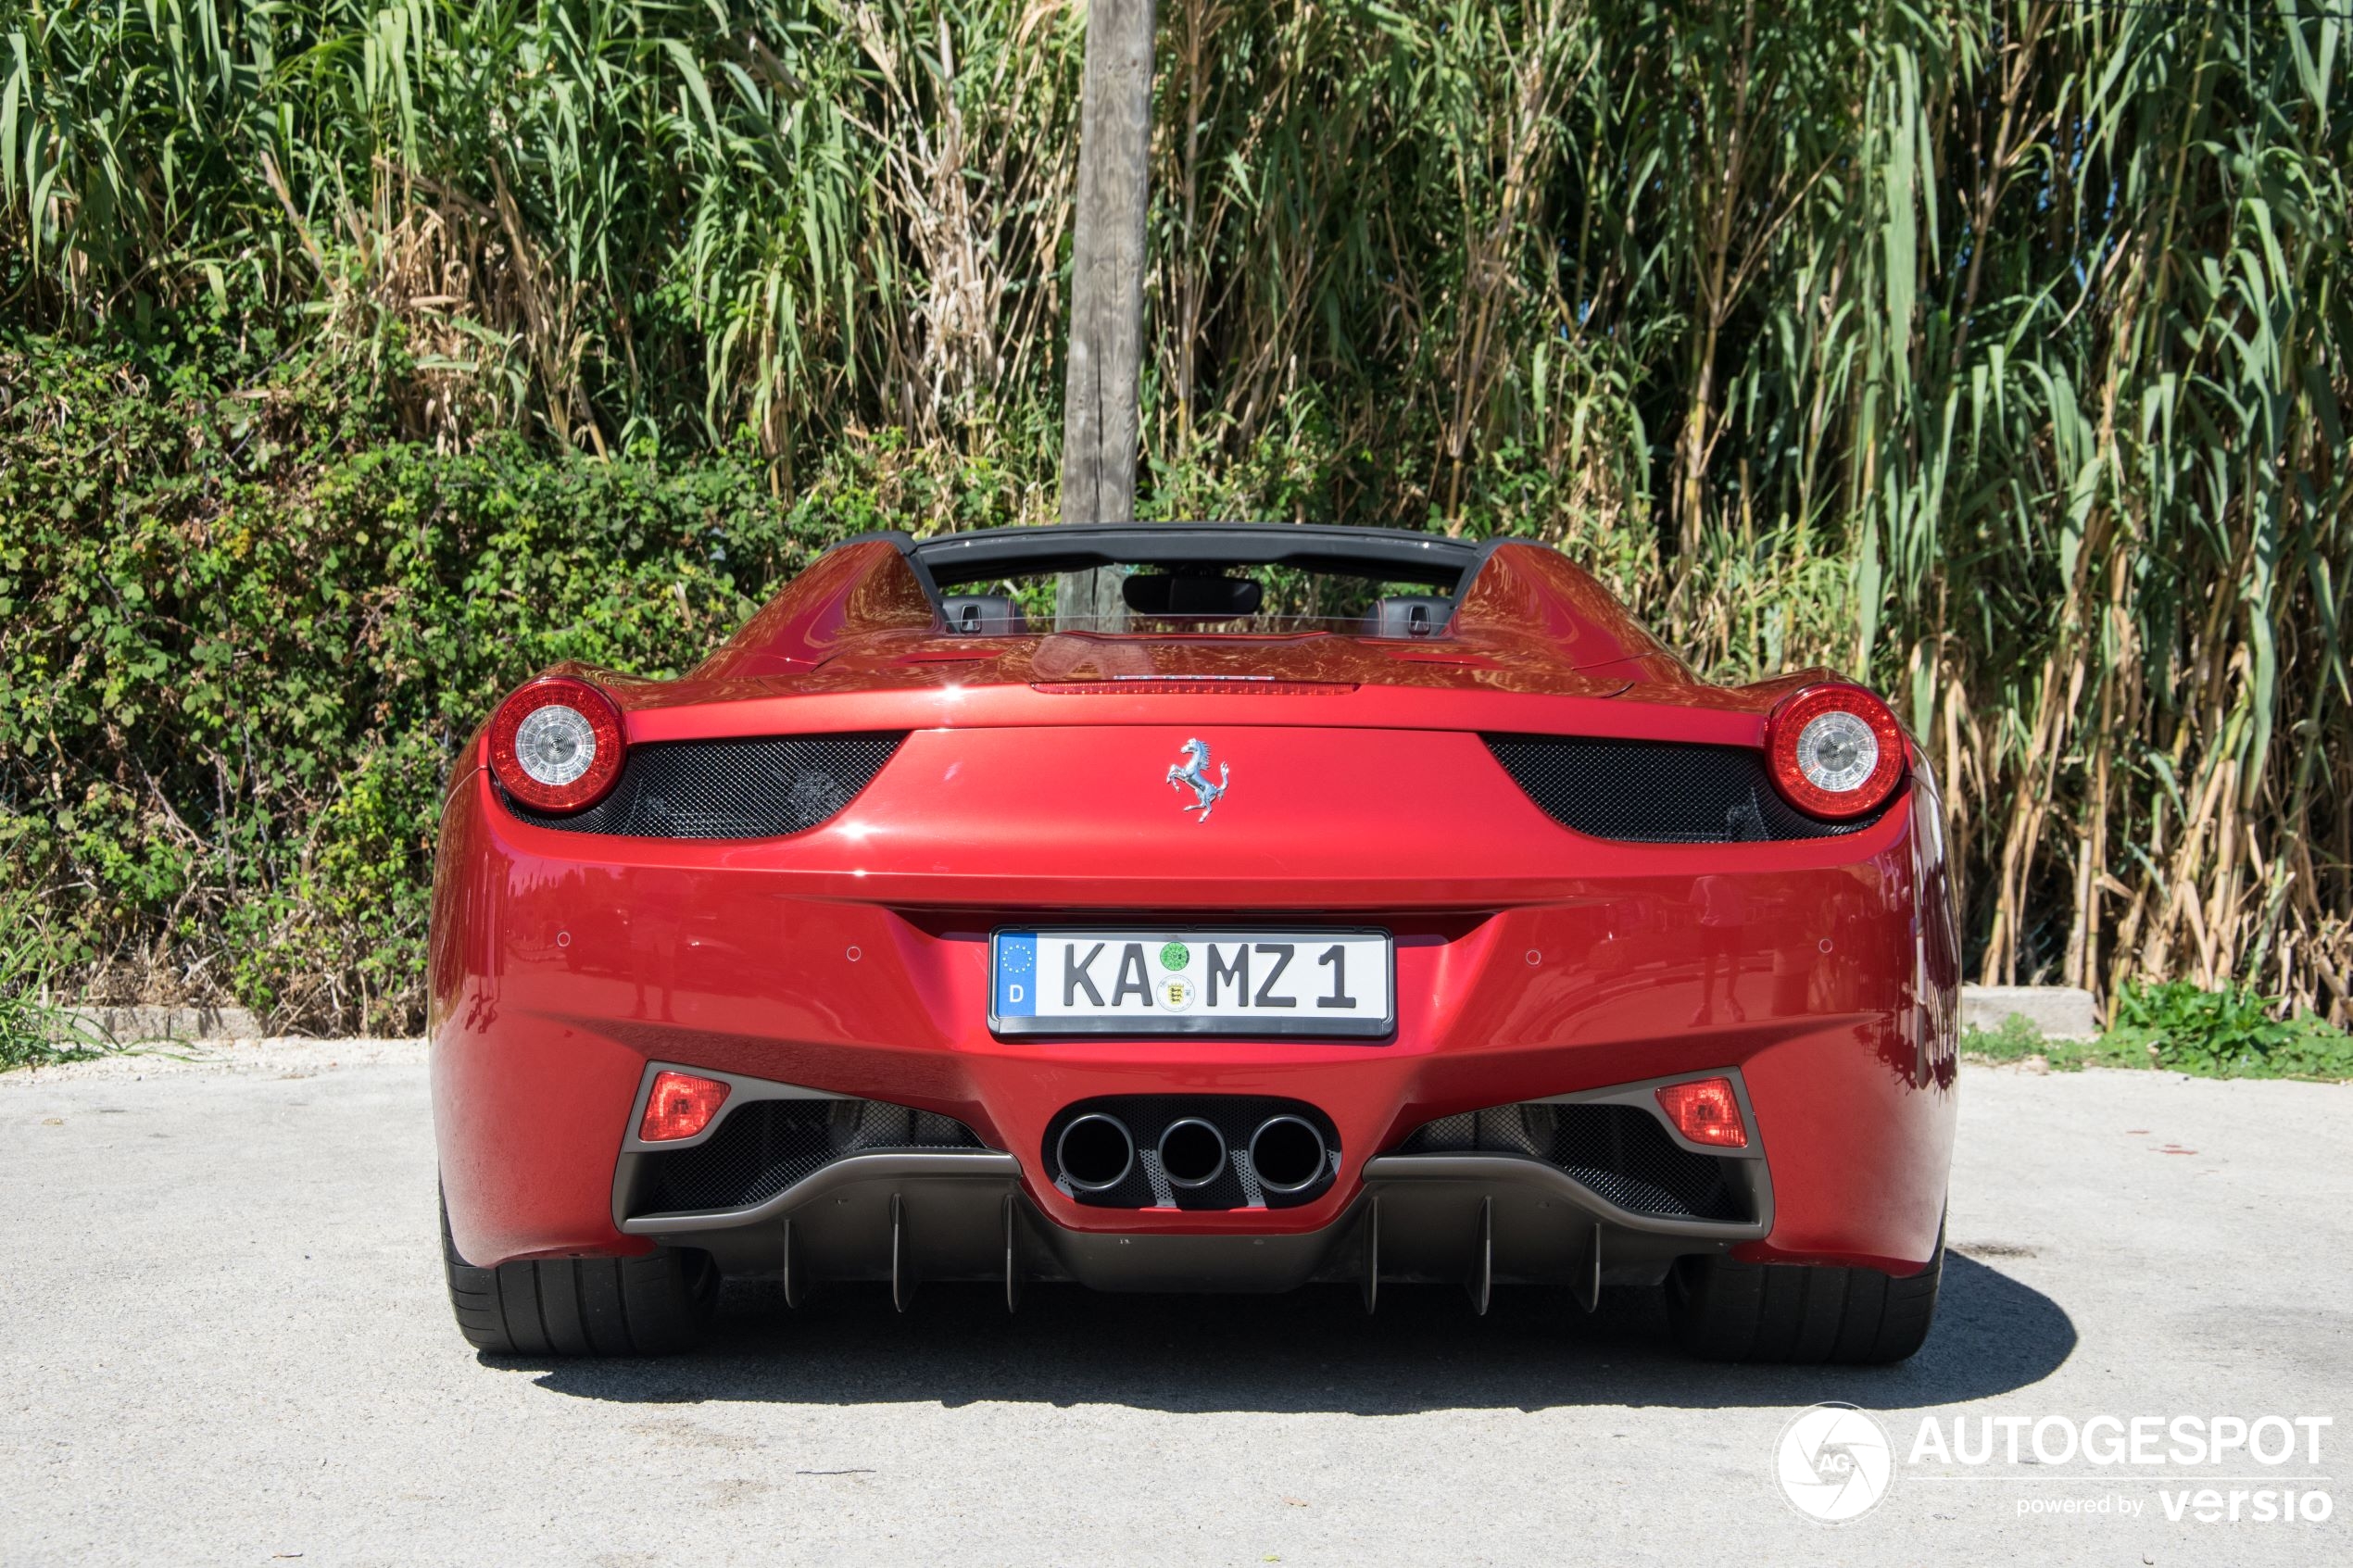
[1655,1077,1748,1148]
[487,676,625,812]
[638,1071,730,1142]
[1764,684,1906,820]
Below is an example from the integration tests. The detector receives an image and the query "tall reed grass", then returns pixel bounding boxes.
[4,1,2347,1019]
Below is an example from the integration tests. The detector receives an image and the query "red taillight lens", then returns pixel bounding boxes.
[487,675,625,812]
[1764,684,1906,820]
[637,1071,730,1143]
[1655,1077,1749,1148]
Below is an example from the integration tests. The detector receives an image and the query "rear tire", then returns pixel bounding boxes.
[1665,1227,1943,1364]
[440,1191,717,1356]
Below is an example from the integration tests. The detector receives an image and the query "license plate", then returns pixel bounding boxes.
[989,928,1394,1038]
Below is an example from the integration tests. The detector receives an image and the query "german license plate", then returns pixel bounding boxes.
[989,929,1394,1038]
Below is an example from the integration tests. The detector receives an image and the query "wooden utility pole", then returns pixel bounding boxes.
[1055,0,1156,631]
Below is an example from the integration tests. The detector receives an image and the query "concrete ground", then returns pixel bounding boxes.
[2,1045,2347,1567]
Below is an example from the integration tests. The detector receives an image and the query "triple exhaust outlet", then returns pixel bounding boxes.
[1055,1111,1329,1196]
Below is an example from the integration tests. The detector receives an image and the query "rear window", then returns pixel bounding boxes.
[941,564,1459,637]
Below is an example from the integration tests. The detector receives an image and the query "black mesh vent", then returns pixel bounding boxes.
[1043,1096,1340,1211]
[1397,1102,1748,1221]
[504,734,903,838]
[1484,734,1891,843]
[633,1098,988,1215]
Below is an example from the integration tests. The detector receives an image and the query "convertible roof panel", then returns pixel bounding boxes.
[846,523,1484,587]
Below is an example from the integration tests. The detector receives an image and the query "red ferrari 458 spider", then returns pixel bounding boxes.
[432,523,1959,1361]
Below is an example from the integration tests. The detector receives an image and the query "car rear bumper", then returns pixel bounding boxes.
[606,1060,1776,1300]
[432,746,1958,1279]
[613,1148,1774,1306]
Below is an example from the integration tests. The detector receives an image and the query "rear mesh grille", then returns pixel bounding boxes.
[503,733,902,838]
[1396,1103,1749,1221]
[633,1098,988,1215]
[1484,734,1889,843]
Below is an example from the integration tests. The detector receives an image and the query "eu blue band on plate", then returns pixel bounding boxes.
[995,932,1038,1017]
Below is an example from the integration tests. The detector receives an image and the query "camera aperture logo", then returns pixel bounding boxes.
[1778,1402,1894,1523]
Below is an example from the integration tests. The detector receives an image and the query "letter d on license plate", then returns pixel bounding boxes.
[990,928,1393,1038]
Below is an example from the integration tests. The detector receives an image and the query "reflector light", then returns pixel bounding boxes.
[1655,1077,1749,1148]
[487,676,626,812]
[1764,684,1906,820]
[638,1071,730,1143]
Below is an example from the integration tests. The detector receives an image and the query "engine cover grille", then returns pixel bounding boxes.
[502,733,902,838]
[632,1098,988,1215]
[1484,734,1890,843]
[1396,1102,1749,1221]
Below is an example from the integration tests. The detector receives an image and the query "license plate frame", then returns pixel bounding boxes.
[988,926,1396,1039]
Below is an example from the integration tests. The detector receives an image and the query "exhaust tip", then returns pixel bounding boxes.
[1249,1114,1330,1194]
[1056,1113,1136,1191]
[1157,1117,1228,1189]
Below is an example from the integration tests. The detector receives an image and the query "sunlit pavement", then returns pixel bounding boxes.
[4,1046,2347,1566]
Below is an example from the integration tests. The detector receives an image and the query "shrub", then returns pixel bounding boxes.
[0,331,862,1032]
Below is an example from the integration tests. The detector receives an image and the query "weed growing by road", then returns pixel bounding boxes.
[1963,984,2351,1082]
[0,906,117,1072]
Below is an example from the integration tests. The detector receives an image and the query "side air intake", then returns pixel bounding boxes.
[501,734,902,839]
[1395,1102,1750,1222]
[1483,734,1892,844]
[627,1098,988,1216]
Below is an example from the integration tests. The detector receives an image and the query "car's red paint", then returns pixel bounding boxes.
[431,535,1958,1283]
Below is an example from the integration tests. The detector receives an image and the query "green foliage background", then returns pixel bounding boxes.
[2,1,2348,1032]
[1964,979,2353,1079]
